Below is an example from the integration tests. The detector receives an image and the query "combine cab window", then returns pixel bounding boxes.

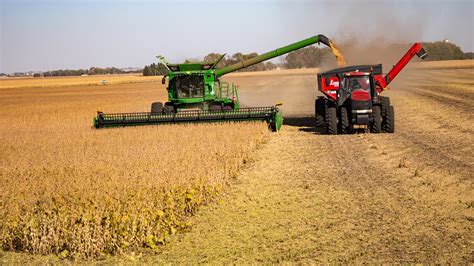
[173,75,204,98]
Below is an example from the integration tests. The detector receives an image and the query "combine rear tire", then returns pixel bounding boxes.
[339,106,352,134]
[383,105,395,133]
[151,102,163,113]
[315,97,326,129]
[326,106,338,135]
[370,106,382,133]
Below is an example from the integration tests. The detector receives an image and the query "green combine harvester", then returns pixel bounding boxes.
[93,34,344,131]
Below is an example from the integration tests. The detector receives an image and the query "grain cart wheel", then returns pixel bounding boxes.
[339,106,352,134]
[315,97,326,129]
[326,105,338,135]
[370,106,382,133]
[380,96,391,114]
[151,102,163,113]
[383,105,395,133]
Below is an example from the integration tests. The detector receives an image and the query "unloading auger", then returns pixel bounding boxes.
[93,34,345,132]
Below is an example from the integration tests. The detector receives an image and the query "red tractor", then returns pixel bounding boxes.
[315,43,428,134]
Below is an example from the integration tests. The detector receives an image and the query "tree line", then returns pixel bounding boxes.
[8,40,470,78]
[40,67,139,77]
[143,40,473,76]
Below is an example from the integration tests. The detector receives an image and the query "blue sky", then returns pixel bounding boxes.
[1,0,473,73]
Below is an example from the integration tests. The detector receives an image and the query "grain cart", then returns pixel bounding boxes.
[315,43,427,134]
[93,34,345,132]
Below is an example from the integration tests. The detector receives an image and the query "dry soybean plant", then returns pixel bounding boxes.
[0,83,269,258]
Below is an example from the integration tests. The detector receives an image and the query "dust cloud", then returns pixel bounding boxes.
[317,1,429,71]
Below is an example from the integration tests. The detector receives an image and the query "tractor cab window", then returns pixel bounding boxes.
[343,76,370,92]
[173,75,204,98]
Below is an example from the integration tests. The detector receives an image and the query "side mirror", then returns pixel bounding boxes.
[162,76,166,85]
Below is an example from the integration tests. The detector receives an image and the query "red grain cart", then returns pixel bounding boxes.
[315,43,427,134]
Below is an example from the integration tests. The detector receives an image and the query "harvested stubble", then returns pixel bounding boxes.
[0,83,268,258]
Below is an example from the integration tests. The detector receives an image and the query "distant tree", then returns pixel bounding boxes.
[143,63,168,76]
[284,46,332,69]
[204,53,227,68]
[422,41,465,61]
[265,61,277,70]
[464,52,474,59]
[143,66,151,76]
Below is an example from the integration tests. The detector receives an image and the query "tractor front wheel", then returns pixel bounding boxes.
[151,102,163,113]
[383,105,395,133]
[326,106,338,135]
[370,106,382,133]
[339,106,352,134]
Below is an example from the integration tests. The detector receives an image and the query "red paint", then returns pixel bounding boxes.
[351,89,371,101]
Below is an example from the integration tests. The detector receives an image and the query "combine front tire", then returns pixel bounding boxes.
[370,106,382,133]
[151,102,163,113]
[326,106,338,135]
[383,105,395,133]
[339,106,352,134]
[315,97,326,130]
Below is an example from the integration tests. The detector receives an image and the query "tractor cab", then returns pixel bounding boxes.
[338,72,376,125]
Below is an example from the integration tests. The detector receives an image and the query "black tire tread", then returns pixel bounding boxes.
[326,105,338,135]
[339,106,351,134]
[315,97,326,129]
[371,105,382,133]
[151,102,163,113]
[383,105,395,133]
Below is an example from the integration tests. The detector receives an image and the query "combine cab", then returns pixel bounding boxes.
[315,43,428,134]
[94,34,345,132]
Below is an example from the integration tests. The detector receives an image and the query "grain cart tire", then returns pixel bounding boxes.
[326,105,338,135]
[315,97,326,129]
[370,106,382,133]
[339,106,352,134]
[151,102,163,113]
[380,96,391,115]
[383,105,395,133]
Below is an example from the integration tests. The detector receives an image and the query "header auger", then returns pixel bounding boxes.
[93,34,345,132]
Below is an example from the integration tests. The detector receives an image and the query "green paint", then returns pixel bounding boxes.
[94,35,333,132]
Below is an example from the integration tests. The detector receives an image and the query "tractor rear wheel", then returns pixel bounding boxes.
[326,106,338,135]
[315,97,326,129]
[383,105,395,133]
[370,106,382,133]
[339,106,352,134]
[151,102,163,113]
